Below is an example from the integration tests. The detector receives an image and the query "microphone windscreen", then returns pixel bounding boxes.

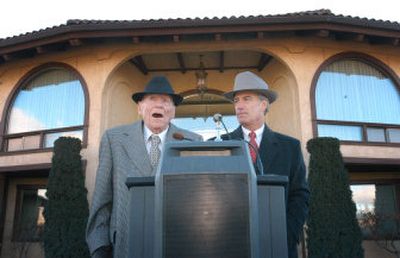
[172,132,185,140]
[213,113,222,123]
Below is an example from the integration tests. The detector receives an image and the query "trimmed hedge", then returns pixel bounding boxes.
[43,137,90,258]
[306,137,363,258]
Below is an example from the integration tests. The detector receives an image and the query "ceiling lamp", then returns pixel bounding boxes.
[195,55,208,99]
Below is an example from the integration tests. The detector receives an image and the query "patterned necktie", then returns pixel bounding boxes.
[249,131,258,163]
[149,135,161,168]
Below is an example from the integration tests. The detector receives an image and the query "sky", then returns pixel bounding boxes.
[0,0,399,39]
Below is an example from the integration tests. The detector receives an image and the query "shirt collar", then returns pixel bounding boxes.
[143,124,169,144]
[242,124,265,142]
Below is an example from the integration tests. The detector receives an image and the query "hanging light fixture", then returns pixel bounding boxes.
[195,55,208,99]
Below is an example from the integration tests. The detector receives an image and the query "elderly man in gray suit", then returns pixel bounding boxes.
[86,76,202,258]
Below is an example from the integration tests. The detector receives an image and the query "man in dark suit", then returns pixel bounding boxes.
[86,76,202,258]
[222,71,309,258]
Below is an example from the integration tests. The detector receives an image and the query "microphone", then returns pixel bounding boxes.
[212,113,264,175]
[173,132,193,141]
[212,113,222,123]
[213,113,231,140]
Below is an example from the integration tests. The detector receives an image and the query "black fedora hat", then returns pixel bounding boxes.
[132,76,183,106]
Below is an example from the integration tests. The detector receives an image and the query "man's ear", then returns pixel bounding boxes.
[137,102,143,116]
[261,98,269,114]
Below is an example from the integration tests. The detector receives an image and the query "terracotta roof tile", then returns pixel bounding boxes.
[0,9,399,46]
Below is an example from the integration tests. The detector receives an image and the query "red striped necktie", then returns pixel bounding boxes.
[249,131,258,163]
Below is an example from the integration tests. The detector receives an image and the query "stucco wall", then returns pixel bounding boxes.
[0,34,399,207]
[263,58,300,139]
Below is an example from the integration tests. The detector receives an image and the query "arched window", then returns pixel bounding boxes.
[172,90,238,140]
[314,56,400,144]
[3,66,87,152]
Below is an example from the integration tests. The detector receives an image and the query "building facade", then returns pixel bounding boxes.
[0,9,399,257]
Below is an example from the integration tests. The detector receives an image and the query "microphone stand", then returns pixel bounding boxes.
[214,120,222,142]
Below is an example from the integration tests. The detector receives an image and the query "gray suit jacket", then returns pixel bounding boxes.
[86,121,202,258]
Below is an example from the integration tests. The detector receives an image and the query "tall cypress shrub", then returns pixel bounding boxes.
[306,137,363,258]
[43,137,90,258]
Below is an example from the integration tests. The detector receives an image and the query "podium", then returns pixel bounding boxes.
[126,141,288,258]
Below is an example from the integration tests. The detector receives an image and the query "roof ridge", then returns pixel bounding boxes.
[65,9,335,25]
[1,9,399,43]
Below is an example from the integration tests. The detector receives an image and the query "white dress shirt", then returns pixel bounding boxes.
[143,125,169,154]
[241,124,265,146]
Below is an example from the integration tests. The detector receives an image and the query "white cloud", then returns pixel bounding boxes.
[7,108,45,133]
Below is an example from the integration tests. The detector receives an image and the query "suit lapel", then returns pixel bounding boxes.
[120,122,153,176]
[121,122,180,176]
[228,126,243,140]
[166,123,178,142]
[259,125,279,174]
[230,125,278,174]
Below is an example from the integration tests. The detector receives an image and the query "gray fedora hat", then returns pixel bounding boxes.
[132,76,183,106]
[224,71,278,103]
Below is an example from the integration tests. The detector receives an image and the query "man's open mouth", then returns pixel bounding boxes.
[152,113,164,118]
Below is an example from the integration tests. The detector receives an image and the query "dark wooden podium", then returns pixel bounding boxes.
[126,141,288,258]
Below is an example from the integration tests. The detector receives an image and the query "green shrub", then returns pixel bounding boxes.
[306,137,363,258]
[43,137,90,258]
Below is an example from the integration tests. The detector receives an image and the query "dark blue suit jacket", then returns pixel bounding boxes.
[221,125,309,258]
